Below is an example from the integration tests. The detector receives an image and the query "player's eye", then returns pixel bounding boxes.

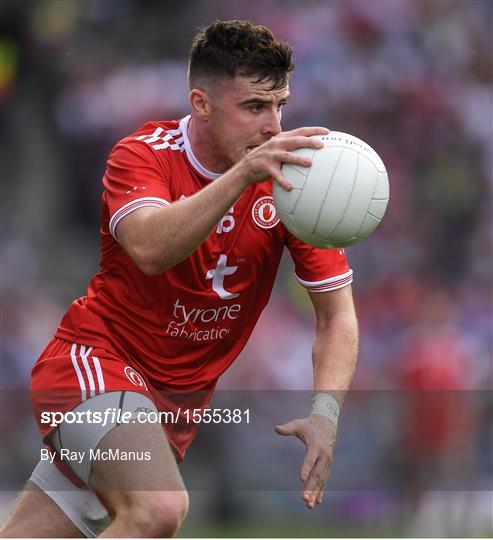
[250,104,265,112]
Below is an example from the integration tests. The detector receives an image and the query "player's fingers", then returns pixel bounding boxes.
[303,460,324,496]
[302,484,320,510]
[303,457,328,508]
[253,161,293,191]
[276,176,293,191]
[282,126,329,138]
[316,468,330,505]
[313,457,332,506]
[269,169,293,191]
[300,447,318,483]
[274,419,300,436]
[278,136,325,152]
[274,150,313,168]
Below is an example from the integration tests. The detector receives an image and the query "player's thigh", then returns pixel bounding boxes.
[88,419,187,515]
[1,481,84,538]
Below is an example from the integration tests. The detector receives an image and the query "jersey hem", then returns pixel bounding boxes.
[296,269,353,293]
[109,197,170,239]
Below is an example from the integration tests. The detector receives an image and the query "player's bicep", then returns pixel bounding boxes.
[115,206,165,272]
[308,285,356,325]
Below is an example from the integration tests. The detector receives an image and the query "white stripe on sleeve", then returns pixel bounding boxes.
[295,269,354,293]
[109,197,170,239]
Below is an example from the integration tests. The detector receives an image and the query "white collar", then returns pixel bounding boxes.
[179,115,221,181]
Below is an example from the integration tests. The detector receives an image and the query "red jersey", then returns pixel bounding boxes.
[55,116,353,391]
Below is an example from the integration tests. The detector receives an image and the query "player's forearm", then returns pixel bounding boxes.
[311,310,359,406]
[129,164,250,274]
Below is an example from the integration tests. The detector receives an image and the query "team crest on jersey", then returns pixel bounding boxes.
[252,196,280,229]
[124,366,148,390]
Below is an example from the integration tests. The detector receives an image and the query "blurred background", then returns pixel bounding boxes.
[1,0,492,536]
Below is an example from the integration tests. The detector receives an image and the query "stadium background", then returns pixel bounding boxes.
[1,0,492,536]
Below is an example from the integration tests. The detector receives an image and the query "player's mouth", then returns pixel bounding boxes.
[246,145,259,154]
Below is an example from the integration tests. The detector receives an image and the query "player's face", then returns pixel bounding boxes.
[208,75,290,168]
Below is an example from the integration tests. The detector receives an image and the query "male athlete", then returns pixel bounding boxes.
[2,20,358,537]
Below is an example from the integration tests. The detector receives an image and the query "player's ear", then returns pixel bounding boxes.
[189,88,212,120]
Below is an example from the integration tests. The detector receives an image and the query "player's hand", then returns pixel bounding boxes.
[239,127,329,191]
[275,414,337,509]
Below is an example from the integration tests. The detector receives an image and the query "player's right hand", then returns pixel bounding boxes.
[275,413,337,509]
[238,127,329,191]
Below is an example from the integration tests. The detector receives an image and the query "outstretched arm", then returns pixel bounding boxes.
[275,285,358,508]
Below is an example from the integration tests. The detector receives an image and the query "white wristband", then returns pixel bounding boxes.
[311,393,340,427]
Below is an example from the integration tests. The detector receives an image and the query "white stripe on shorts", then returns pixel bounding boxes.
[70,343,87,401]
[92,356,105,395]
[79,345,96,398]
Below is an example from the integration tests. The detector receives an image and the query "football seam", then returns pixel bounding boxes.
[289,150,314,216]
[311,147,345,235]
[357,168,383,236]
[319,149,360,238]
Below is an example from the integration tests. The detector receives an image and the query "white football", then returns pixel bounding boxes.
[274,131,389,248]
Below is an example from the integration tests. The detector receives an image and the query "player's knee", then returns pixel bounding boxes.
[117,490,188,537]
[154,490,189,536]
[133,491,188,537]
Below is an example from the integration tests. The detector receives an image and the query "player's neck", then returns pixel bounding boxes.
[187,116,230,175]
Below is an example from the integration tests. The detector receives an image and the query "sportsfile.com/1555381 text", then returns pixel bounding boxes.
[39,408,251,428]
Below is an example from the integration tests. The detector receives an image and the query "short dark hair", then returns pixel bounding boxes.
[188,20,294,91]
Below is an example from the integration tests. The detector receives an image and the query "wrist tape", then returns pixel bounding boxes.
[311,393,340,427]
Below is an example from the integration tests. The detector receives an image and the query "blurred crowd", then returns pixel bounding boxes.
[1,0,492,536]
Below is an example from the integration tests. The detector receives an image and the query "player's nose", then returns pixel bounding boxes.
[261,107,282,137]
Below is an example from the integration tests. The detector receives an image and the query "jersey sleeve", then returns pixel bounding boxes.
[103,138,172,239]
[285,230,353,293]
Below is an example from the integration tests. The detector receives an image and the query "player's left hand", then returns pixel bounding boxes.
[275,415,337,509]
